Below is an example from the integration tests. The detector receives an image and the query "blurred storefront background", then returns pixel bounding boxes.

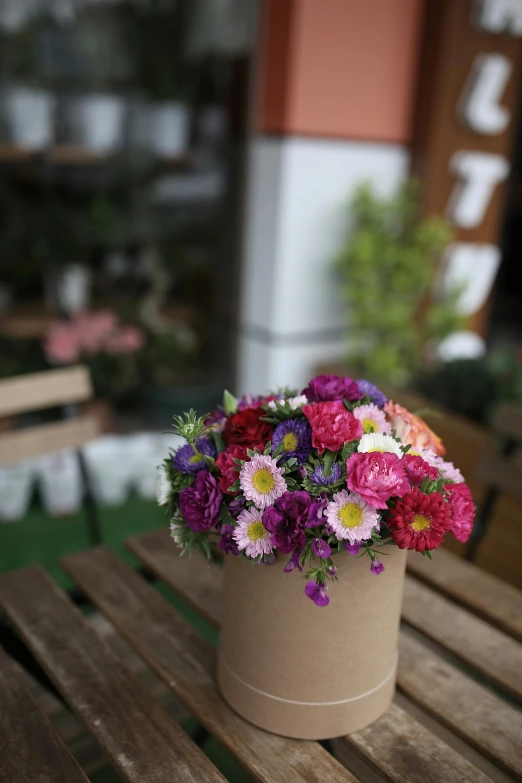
[1,0,522,416]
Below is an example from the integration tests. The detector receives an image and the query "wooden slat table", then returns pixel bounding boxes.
[0,528,520,783]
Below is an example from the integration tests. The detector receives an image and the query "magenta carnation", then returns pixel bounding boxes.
[302,374,363,403]
[402,455,440,487]
[303,401,362,454]
[262,491,315,553]
[179,470,222,532]
[346,452,410,509]
[446,482,475,543]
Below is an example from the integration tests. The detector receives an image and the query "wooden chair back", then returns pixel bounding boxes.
[0,366,98,467]
[476,402,522,500]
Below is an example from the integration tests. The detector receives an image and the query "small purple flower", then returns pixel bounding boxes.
[179,470,222,532]
[173,438,217,475]
[219,524,239,555]
[309,462,342,486]
[356,379,388,409]
[272,418,312,464]
[303,374,363,403]
[312,538,332,558]
[284,551,303,572]
[237,394,264,410]
[327,565,338,577]
[226,496,246,519]
[205,409,227,431]
[344,541,361,556]
[370,558,385,575]
[308,493,328,526]
[298,465,308,479]
[256,552,276,566]
[305,580,330,607]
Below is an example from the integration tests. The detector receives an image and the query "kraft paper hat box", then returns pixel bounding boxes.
[157,375,476,739]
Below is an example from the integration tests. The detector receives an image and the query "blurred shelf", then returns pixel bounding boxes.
[0,143,197,168]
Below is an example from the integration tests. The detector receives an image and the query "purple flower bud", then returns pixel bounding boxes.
[227,496,246,519]
[344,541,361,556]
[327,565,337,577]
[311,537,332,558]
[298,465,308,479]
[304,580,330,607]
[219,524,239,556]
[370,558,385,575]
[283,551,302,573]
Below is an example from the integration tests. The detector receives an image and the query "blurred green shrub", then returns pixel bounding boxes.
[335,181,463,387]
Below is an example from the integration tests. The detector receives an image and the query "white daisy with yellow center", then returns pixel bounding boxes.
[233,508,273,557]
[239,453,287,509]
[326,489,380,543]
[357,432,403,458]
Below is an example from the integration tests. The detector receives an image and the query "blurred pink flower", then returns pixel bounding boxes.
[104,327,145,355]
[45,323,80,364]
[76,311,119,353]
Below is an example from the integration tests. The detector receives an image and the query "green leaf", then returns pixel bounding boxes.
[223,390,238,415]
[212,431,226,454]
[219,502,235,527]
[323,450,336,477]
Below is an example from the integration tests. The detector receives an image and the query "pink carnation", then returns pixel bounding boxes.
[303,401,362,454]
[346,452,410,509]
[445,482,475,543]
[215,444,249,494]
[402,455,439,487]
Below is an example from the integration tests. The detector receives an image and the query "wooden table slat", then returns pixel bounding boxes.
[0,565,226,783]
[0,647,90,783]
[125,530,496,783]
[407,548,522,642]
[339,702,491,783]
[403,575,522,701]
[398,633,522,779]
[62,546,359,783]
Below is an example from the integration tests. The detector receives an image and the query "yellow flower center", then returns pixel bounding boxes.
[409,449,422,457]
[282,432,298,452]
[252,468,275,494]
[368,446,386,453]
[411,514,430,532]
[362,418,377,434]
[247,521,266,541]
[189,454,201,463]
[339,503,363,528]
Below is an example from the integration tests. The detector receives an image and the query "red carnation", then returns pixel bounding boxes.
[222,407,272,447]
[445,482,475,543]
[387,487,452,552]
[303,401,362,454]
[215,444,249,494]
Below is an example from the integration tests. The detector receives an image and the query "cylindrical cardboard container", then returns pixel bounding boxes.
[218,546,407,739]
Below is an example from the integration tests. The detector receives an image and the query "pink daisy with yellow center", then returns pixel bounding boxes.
[326,489,380,543]
[233,507,273,557]
[353,403,391,435]
[239,453,287,509]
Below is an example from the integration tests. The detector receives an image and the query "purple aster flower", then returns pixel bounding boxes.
[284,551,303,573]
[344,541,361,556]
[370,558,385,575]
[219,523,239,555]
[179,470,222,532]
[356,379,388,409]
[312,538,332,558]
[309,461,342,486]
[327,565,338,577]
[305,580,330,607]
[272,419,312,464]
[226,495,246,519]
[173,438,217,475]
[302,374,363,403]
[263,491,313,553]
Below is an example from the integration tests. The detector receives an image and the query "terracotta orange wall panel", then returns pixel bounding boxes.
[258,0,424,144]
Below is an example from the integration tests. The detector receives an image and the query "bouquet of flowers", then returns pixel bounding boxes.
[157,374,475,606]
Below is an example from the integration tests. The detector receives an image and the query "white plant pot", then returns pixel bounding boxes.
[63,93,125,152]
[55,264,91,316]
[147,101,190,157]
[3,86,54,150]
[84,436,130,506]
[0,462,33,522]
[38,450,82,517]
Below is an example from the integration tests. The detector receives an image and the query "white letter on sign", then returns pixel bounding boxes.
[474,0,522,35]
[437,243,501,316]
[459,54,512,134]
[446,151,509,228]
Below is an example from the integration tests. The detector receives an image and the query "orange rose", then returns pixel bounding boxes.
[384,401,445,457]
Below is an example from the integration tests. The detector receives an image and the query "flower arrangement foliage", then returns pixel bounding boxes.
[44,311,146,403]
[157,375,475,607]
[336,181,464,387]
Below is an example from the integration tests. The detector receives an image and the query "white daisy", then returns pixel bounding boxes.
[267,394,308,411]
[233,508,273,558]
[357,432,403,457]
[156,465,171,506]
[326,490,380,543]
